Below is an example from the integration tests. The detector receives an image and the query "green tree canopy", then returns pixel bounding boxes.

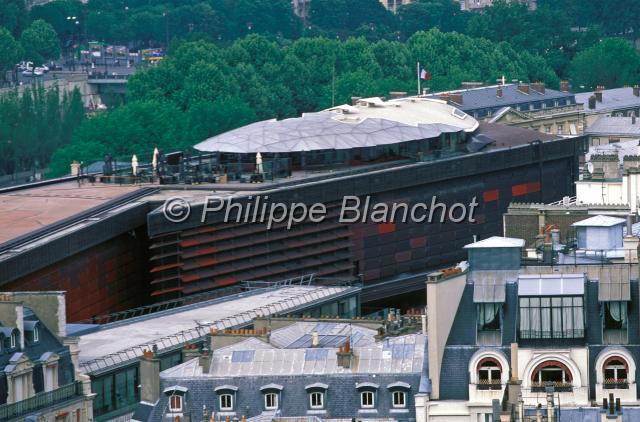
[569,38,640,90]
[0,27,22,80]
[20,19,61,65]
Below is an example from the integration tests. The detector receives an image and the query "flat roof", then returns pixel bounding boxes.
[77,285,359,373]
[0,181,144,245]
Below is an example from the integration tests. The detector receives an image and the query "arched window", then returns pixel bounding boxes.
[531,360,573,392]
[477,358,502,390]
[603,357,629,390]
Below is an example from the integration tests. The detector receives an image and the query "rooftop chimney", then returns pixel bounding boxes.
[449,92,463,105]
[199,346,211,373]
[595,91,603,102]
[634,85,640,97]
[531,82,545,94]
[311,331,319,347]
[518,83,530,94]
[560,80,570,92]
[497,86,503,98]
[351,96,362,106]
[588,95,597,109]
[140,349,160,404]
[336,340,353,368]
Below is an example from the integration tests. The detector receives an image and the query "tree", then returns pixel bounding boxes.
[397,0,467,37]
[569,38,640,90]
[310,0,394,33]
[0,28,22,84]
[30,0,83,41]
[20,19,61,66]
[0,0,28,36]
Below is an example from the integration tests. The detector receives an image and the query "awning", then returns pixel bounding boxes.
[471,271,518,303]
[518,274,585,296]
[597,266,631,301]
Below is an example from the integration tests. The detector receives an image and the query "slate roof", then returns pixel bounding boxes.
[585,116,640,137]
[426,84,574,112]
[576,87,640,113]
[194,97,478,153]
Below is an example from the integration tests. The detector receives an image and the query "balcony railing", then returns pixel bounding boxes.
[477,380,502,391]
[603,379,629,390]
[531,382,573,393]
[0,382,83,420]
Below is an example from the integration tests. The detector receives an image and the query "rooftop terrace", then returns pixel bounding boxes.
[76,283,360,374]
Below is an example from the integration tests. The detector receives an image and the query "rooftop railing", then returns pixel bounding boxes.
[0,382,83,420]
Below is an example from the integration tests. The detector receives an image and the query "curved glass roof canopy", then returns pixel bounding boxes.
[194,97,479,153]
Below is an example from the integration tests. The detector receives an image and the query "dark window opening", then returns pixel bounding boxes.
[604,358,629,390]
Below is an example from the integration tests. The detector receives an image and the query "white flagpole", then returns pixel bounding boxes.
[417,62,421,96]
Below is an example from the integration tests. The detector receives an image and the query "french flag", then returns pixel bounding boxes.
[419,66,430,81]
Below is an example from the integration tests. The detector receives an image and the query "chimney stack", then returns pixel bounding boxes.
[595,86,604,102]
[311,331,319,347]
[140,349,161,404]
[351,96,362,106]
[531,82,545,94]
[336,340,353,368]
[588,95,597,109]
[634,85,640,97]
[497,86,503,98]
[518,83,530,94]
[510,343,519,381]
[560,80,570,92]
[449,92,463,105]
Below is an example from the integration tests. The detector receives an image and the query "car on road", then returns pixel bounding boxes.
[22,68,44,77]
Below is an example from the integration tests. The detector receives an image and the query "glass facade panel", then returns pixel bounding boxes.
[519,296,584,339]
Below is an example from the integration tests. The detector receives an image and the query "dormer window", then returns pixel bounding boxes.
[169,395,183,412]
[305,383,328,411]
[33,326,39,343]
[214,385,237,412]
[264,392,278,410]
[387,381,410,409]
[309,392,324,409]
[392,391,406,408]
[360,390,374,408]
[10,332,16,349]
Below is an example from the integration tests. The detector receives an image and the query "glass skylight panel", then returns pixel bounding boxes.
[231,350,255,362]
[304,348,329,361]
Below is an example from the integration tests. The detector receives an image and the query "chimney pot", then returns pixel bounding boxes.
[560,80,570,92]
